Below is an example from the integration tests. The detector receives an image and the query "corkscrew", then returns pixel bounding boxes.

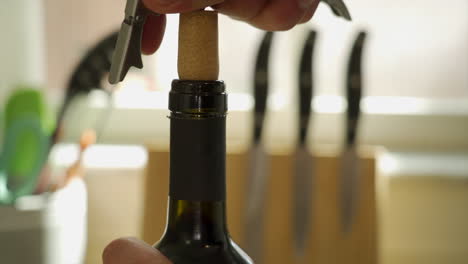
[108,0,159,85]
[322,0,352,20]
[109,0,351,85]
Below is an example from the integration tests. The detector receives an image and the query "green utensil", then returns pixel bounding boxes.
[0,87,53,204]
[0,117,49,204]
[4,87,54,135]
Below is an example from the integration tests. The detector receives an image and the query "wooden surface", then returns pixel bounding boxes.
[142,148,377,264]
[85,168,144,264]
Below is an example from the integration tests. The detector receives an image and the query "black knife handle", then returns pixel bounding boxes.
[298,30,317,146]
[253,32,274,144]
[346,31,367,147]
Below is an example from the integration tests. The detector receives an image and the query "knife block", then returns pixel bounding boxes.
[142,146,377,264]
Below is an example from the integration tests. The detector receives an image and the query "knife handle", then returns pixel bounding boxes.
[346,31,367,147]
[253,32,274,144]
[298,30,317,145]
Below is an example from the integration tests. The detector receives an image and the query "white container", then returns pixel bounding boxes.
[0,179,87,264]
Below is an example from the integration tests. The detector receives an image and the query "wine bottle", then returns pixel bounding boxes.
[154,80,253,264]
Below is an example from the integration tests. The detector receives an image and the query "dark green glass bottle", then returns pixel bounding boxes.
[154,80,253,264]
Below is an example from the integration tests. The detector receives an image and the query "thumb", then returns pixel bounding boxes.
[103,237,172,264]
[142,0,225,14]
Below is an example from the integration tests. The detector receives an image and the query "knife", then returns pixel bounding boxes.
[340,31,367,234]
[293,30,317,259]
[244,31,274,264]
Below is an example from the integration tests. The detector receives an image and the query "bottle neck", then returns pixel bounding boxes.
[165,198,229,242]
[165,79,228,241]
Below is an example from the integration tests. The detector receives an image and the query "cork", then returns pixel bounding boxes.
[178,10,219,81]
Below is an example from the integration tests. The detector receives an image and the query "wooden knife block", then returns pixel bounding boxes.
[142,147,377,264]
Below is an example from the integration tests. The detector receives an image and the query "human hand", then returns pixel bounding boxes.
[141,0,320,54]
[103,237,172,264]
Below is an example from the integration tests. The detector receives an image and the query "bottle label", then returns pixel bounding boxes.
[169,116,226,201]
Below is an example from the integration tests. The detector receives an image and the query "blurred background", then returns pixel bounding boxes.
[1,0,467,263]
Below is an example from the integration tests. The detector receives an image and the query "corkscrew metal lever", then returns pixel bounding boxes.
[322,0,352,21]
[109,0,158,85]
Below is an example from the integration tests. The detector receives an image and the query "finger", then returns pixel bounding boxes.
[143,0,225,14]
[212,0,269,21]
[248,0,313,31]
[102,237,172,264]
[142,14,167,55]
[299,3,319,24]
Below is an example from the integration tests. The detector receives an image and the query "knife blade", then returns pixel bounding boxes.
[293,30,317,258]
[340,31,367,234]
[244,31,274,264]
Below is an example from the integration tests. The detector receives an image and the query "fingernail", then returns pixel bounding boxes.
[298,0,316,9]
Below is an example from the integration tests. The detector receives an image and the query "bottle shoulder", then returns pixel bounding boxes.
[155,237,253,264]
